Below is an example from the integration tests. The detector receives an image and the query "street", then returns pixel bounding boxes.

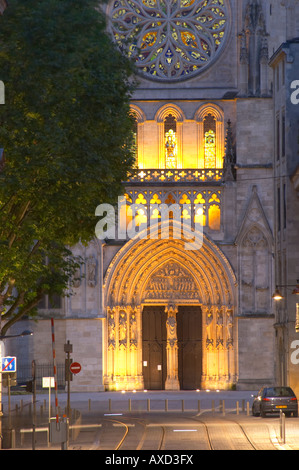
[2,390,299,451]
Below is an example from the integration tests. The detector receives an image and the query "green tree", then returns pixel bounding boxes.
[0,0,136,335]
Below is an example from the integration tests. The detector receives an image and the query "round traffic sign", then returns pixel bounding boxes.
[70,362,81,374]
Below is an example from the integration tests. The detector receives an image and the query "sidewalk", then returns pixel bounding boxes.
[1,389,257,410]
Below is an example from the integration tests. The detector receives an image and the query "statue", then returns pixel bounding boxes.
[87,255,97,287]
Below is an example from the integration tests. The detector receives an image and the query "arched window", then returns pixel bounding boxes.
[164,114,177,169]
[132,116,138,163]
[129,105,146,168]
[195,105,224,169]
[204,114,217,169]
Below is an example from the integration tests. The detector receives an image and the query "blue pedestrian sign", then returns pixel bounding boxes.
[1,356,17,373]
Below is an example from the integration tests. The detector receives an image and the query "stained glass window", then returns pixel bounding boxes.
[204,113,216,168]
[110,0,230,81]
[132,116,138,162]
[164,114,177,169]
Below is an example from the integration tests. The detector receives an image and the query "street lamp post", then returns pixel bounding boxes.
[272,282,299,301]
[0,329,33,449]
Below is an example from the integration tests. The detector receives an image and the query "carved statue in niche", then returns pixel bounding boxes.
[206,310,214,349]
[226,310,233,348]
[108,312,116,348]
[165,305,178,349]
[216,310,224,348]
[87,255,97,287]
[130,311,138,347]
[166,315,177,342]
[72,266,81,288]
[119,310,127,346]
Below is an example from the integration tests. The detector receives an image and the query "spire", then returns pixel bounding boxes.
[240,0,268,96]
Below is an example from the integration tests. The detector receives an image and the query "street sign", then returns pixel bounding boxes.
[2,372,17,387]
[1,356,17,373]
[69,362,81,374]
[42,376,55,388]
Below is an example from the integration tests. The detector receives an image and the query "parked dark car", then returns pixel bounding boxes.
[252,386,298,417]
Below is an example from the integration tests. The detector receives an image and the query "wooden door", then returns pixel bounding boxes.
[177,306,202,390]
[142,306,167,390]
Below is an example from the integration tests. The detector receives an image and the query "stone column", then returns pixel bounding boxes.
[165,304,180,390]
[107,307,116,383]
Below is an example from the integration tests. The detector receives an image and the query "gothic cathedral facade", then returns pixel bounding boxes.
[10,0,299,394]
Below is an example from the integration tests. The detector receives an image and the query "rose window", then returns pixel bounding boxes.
[110,0,230,81]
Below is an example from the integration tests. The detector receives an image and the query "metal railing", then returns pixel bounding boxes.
[16,363,65,389]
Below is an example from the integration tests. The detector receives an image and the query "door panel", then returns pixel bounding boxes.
[177,306,202,390]
[142,306,167,390]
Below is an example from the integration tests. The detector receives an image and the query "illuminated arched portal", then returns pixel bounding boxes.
[103,229,237,391]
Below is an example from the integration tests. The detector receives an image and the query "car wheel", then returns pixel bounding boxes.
[252,406,260,417]
[293,410,298,418]
[261,409,266,418]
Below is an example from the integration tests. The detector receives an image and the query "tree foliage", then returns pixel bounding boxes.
[0,0,136,335]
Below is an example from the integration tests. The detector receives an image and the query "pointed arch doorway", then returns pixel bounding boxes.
[177,305,202,390]
[104,234,237,391]
[142,304,202,390]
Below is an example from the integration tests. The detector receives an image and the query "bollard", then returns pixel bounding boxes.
[88,399,91,411]
[128,399,131,412]
[236,401,239,415]
[280,410,286,444]
[242,399,245,412]
[222,400,225,416]
[11,429,15,449]
[181,399,184,412]
[147,398,150,412]
[165,399,168,412]
[198,400,201,414]
[247,401,250,416]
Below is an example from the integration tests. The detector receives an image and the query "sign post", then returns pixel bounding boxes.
[1,356,17,448]
[42,377,55,447]
[64,341,73,419]
[42,377,55,423]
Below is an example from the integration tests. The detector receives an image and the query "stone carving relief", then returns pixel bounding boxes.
[130,311,138,348]
[206,309,214,350]
[108,310,116,349]
[119,310,127,347]
[216,310,224,349]
[72,266,81,288]
[87,255,97,287]
[240,226,270,314]
[226,310,233,348]
[205,306,233,351]
[165,305,178,348]
[144,262,198,300]
[236,186,273,316]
